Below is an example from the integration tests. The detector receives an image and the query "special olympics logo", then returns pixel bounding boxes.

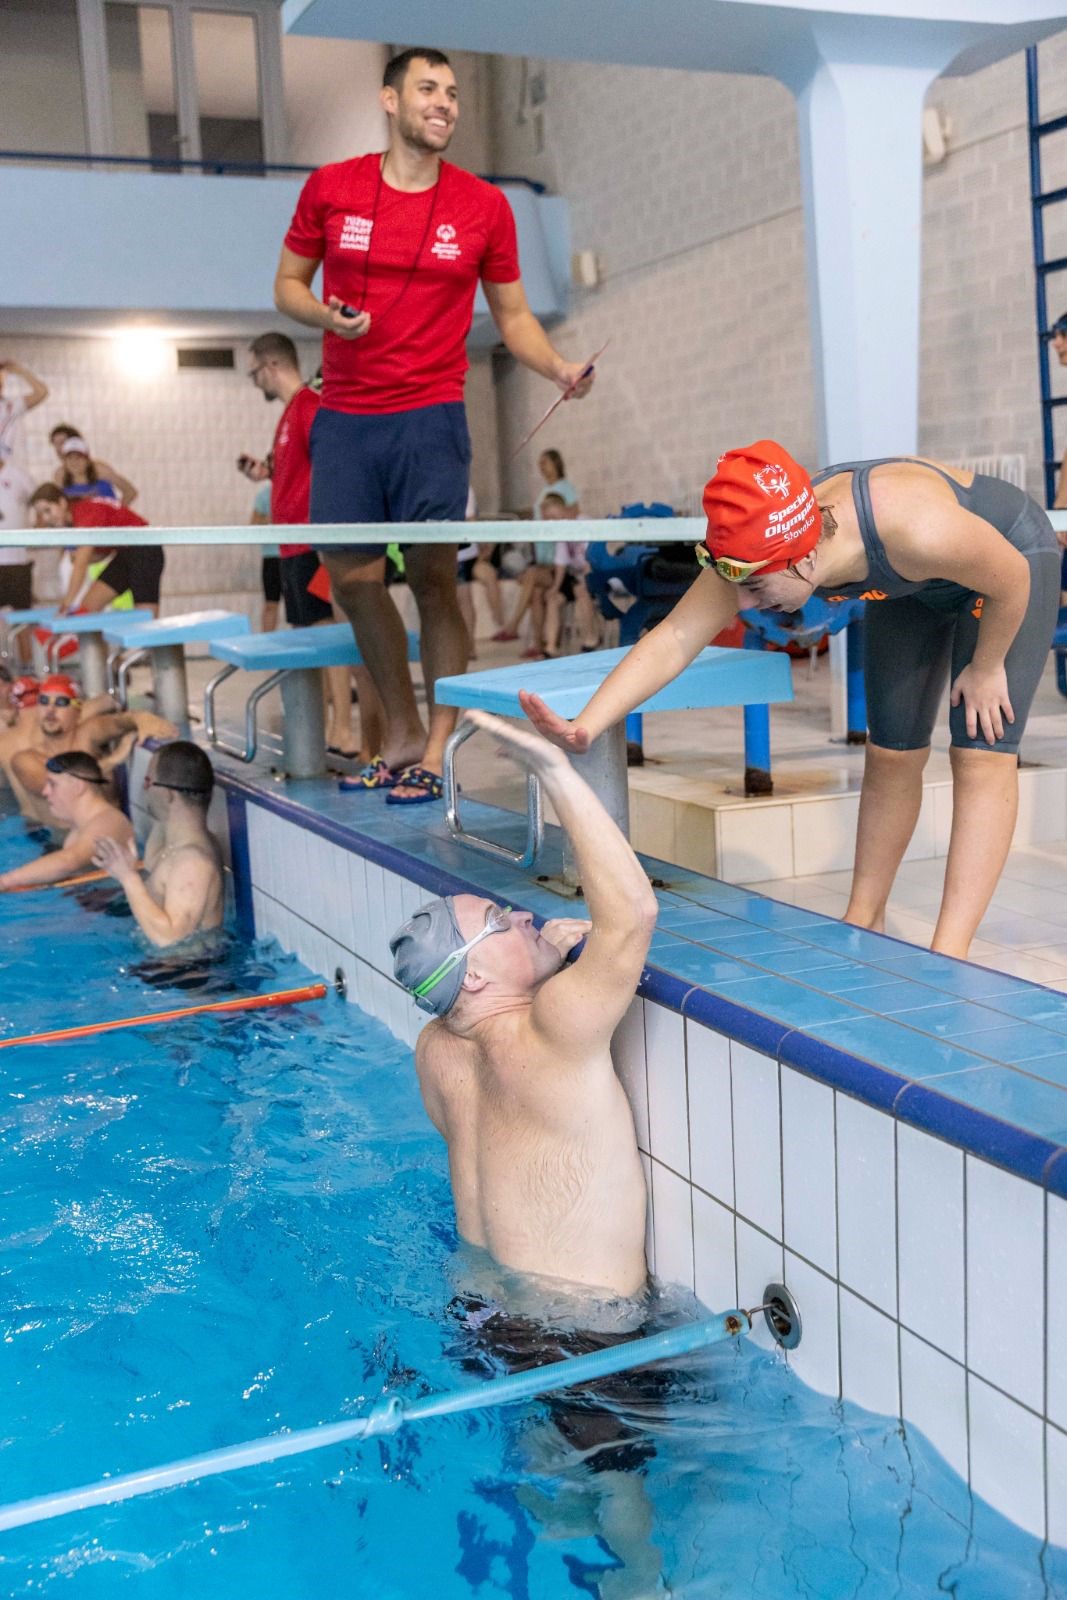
[437,224,457,242]
[754,464,791,499]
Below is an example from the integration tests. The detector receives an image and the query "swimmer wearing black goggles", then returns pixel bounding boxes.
[37,692,77,708]
[44,754,107,785]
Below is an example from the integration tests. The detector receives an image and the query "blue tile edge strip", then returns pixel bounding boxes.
[214,768,1067,1199]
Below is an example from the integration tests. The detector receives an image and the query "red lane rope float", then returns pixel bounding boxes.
[0,983,329,1050]
[5,870,110,892]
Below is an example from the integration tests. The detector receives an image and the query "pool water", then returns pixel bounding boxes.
[0,809,1064,1599]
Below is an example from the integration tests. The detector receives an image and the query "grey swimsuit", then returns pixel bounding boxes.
[810,458,1059,754]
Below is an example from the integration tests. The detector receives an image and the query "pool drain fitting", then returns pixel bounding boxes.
[760,1283,802,1349]
[333,967,348,999]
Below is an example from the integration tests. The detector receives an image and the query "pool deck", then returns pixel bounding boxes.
[208,748,1067,1201]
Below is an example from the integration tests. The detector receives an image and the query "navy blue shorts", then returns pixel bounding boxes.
[309,401,471,558]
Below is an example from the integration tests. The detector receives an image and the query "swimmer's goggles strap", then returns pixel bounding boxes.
[695,544,775,584]
[411,904,512,1003]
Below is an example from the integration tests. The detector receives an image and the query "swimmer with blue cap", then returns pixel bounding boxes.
[390,710,658,1301]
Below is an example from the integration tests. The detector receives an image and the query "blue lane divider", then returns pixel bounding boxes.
[0,1312,746,1535]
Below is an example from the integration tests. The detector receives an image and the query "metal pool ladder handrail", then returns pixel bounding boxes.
[443,718,544,869]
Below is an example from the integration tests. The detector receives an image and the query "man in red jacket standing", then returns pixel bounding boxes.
[28,483,165,615]
[274,46,593,803]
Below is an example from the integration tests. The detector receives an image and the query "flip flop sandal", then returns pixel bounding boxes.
[385,765,444,805]
[338,755,397,792]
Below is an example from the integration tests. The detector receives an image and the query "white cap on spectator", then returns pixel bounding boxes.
[60,437,89,455]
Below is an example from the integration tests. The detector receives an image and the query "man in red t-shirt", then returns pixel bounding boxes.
[28,483,165,616]
[275,46,593,804]
[238,330,379,760]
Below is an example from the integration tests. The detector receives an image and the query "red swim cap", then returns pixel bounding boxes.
[39,673,80,701]
[703,441,820,577]
[10,675,39,707]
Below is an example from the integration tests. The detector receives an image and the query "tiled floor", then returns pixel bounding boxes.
[179,629,1067,980]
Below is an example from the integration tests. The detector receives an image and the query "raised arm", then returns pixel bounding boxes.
[94,837,216,947]
[1,360,48,411]
[465,711,657,1052]
[520,564,739,752]
[94,460,139,507]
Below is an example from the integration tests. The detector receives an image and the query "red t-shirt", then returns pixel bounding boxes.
[270,385,319,557]
[71,497,148,555]
[284,155,520,415]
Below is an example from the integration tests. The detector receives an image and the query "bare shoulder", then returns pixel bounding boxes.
[90,806,133,843]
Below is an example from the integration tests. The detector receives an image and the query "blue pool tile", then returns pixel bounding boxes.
[676,929,810,959]
[656,905,746,937]
[815,962,923,997]
[706,975,864,1029]
[887,999,1020,1036]
[1004,1051,1067,1089]
[648,937,762,987]
[866,950,1030,1000]
[1046,1149,1067,1197]
[979,987,1067,1031]
[682,983,791,1056]
[843,979,952,1017]
[897,1067,1067,1155]
[927,1019,1067,1064]
[805,1014,989,1081]
[653,877,752,908]
[781,1029,908,1112]
[711,896,836,933]
[894,1077,1064,1183]
[738,947,851,979]
[793,921,911,961]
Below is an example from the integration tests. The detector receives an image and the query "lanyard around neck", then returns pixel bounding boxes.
[355,154,444,329]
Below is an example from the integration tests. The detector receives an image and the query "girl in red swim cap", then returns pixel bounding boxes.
[521,442,1058,959]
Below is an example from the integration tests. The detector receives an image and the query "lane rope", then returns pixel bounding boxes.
[0,1311,747,1533]
[0,982,329,1050]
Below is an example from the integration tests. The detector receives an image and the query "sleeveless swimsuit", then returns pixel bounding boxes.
[809,458,1059,754]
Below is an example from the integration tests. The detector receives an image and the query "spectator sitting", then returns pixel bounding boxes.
[50,426,137,506]
[533,448,579,519]
[0,751,134,892]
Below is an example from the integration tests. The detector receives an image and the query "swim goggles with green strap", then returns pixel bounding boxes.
[411,902,513,1007]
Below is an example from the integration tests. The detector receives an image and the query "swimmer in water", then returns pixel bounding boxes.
[0,751,134,891]
[2,673,177,828]
[522,441,1059,960]
[391,711,667,1596]
[93,741,223,948]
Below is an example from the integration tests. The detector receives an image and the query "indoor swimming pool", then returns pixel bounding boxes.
[1,809,1064,1598]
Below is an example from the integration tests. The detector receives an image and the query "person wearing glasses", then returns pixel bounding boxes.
[94,742,223,948]
[390,709,657,1298]
[522,440,1058,960]
[2,673,176,827]
[0,751,133,893]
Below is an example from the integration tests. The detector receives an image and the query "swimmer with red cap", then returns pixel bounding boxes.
[0,668,39,729]
[521,441,1058,958]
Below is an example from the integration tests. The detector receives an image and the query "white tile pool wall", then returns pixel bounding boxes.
[240,796,1065,1547]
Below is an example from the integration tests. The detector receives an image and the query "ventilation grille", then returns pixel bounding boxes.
[176,347,235,370]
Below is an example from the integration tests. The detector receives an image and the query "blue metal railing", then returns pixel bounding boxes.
[0,148,547,192]
[1026,45,1066,509]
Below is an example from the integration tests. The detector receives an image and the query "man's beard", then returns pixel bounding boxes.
[396,108,453,153]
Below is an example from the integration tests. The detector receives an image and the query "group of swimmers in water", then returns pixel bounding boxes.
[0,668,223,947]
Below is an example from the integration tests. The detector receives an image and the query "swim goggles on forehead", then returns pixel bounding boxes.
[44,755,106,784]
[695,544,775,584]
[411,903,512,1004]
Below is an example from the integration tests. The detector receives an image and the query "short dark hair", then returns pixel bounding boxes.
[249,332,299,370]
[154,740,214,807]
[50,422,81,444]
[383,48,451,92]
[29,482,67,507]
[541,492,566,508]
[46,750,106,785]
[1053,312,1067,337]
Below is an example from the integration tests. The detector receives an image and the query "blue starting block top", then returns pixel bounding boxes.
[209,621,419,672]
[102,609,251,649]
[435,645,793,717]
[1,606,59,626]
[40,609,155,635]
